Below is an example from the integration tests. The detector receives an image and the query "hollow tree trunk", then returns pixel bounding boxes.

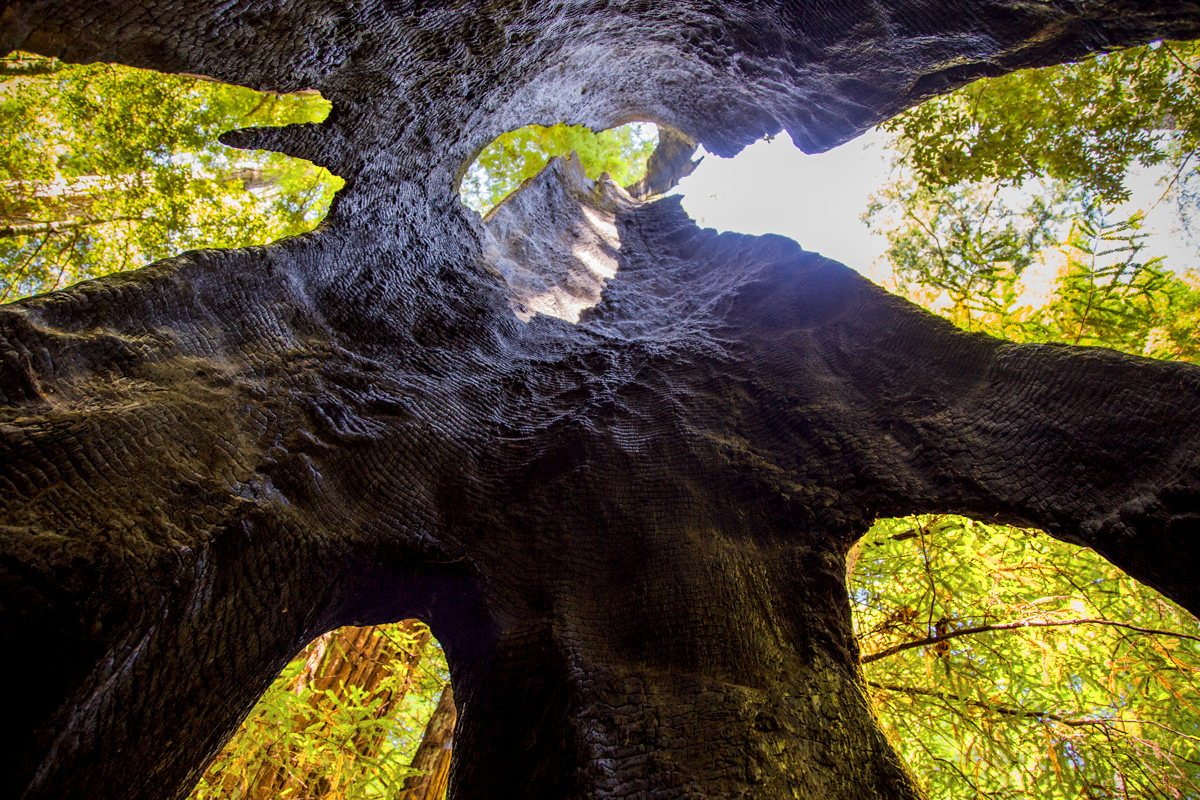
[3,2,1200,800]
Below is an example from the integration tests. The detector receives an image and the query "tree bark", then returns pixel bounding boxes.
[397,685,456,800]
[624,126,701,200]
[3,2,1200,800]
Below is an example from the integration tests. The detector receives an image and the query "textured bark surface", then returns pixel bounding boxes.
[3,2,1200,799]
[624,126,701,200]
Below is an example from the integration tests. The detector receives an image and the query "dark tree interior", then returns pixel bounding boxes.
[2,2,1200,798]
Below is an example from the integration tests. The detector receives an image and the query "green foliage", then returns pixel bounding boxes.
[866,37,1200,361]
[865,176,1083,331]
[0,51,341,302]
[460,122,657,213]
[866,175,1200,359]
[861,37,1200,800]
[887,41,1200,203]
[1040,214,1194,352]
[190,626,450,800]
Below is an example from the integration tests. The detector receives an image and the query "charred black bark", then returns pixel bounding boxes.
[2,2,1200,799]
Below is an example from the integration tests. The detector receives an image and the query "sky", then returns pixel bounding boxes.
[672,129,894,283]
[671,129,1200,283]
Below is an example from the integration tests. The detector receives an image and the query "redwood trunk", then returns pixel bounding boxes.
[3,2,1200,800]
[398,685,456,800]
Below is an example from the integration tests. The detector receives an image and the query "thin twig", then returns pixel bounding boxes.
[861,617,1200,664]
[867,680,1200,744]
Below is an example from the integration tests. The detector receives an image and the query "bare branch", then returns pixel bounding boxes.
[865,680,1200,744]
[861,617,1200,664]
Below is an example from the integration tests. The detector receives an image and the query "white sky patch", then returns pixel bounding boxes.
[672,130,893,283]
[672,129,1199,282]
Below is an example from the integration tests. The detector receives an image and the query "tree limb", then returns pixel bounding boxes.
[866,680,1200,743]
[861,617,1200,664]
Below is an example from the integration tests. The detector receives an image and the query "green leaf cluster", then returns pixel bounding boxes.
[0,51,342,302]
[190,626,450,800]
[887,41,1200,203]
[866,42,1200,361]
[853,518,1200,799]
[866,176,1200,359]
[460,122,657,214]
[861,38,1200,800]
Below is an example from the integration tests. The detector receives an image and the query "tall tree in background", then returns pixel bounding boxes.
[394,685,457,800]
[192,623,448,800]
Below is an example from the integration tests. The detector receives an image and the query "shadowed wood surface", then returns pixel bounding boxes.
[2,1,1200,799]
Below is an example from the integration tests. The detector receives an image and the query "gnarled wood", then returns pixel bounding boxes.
[2,2,1200,799]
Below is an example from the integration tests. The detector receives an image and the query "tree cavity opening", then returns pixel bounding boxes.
[191,621,454,800]
[458,122,658,216]
[462,121,662,325]
[0,51,342,303]
[848,513,1200,799]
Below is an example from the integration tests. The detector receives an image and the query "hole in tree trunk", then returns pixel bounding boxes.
[0,51,342,303]
[848,514,1200,798]
[458,122,658,216]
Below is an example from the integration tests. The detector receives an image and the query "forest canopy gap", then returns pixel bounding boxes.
[0,51,342,302]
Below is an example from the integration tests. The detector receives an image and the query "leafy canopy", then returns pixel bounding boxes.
[857,38,1200,800]
[460,122,657,213]
[888,40,1200,204]
[867,39,1200,360]
[0,51,341,302]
